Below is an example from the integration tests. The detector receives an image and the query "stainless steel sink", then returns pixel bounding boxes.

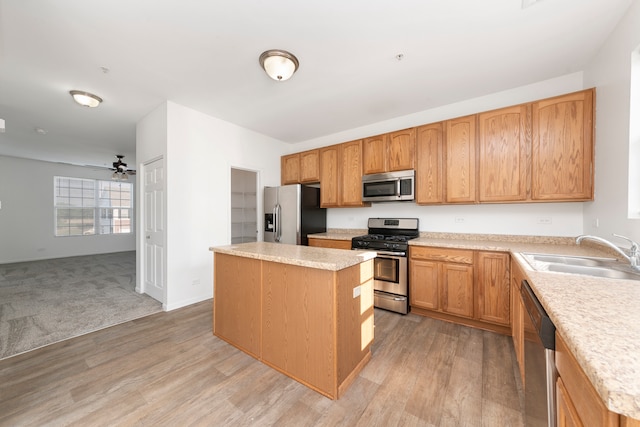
[523,253,616,267]
[521,252,640,281]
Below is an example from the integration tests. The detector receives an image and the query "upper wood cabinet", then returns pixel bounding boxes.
[281,149,320,185]
[319,140,369,208]
[285,88,595,205]
[532,89,594,201]
[478,105,530,202]
[319,145,340,207]
[299,149,321,183]
[363,128,416,175]
[281,153,300,185]
[340,140,367,206]
[416,123,444,204]
[446,115,476,203]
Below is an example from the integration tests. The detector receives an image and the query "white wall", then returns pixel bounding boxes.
[137,101,285,311]
[0,155,135,263]
[293,73,588,236]
[583,0,640,242]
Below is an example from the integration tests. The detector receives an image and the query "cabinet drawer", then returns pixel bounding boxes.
[410,246,473,264]
[555,333,619,427]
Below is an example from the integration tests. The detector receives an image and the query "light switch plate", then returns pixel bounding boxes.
[353,286,361,298]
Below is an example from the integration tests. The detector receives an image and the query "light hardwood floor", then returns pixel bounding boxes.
[0,300,524,426]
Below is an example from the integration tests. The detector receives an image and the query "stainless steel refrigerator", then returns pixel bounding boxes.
[264,184,326,245]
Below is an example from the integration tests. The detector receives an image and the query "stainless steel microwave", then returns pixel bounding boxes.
[362,170,415,202]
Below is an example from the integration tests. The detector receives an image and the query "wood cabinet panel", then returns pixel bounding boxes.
[532,89,594,201]
[281,153,300,185]
[262,261,335,394]
[416,122,444,204]
[388,128,415,171]
[319,145,340,207]
[441,262,474,318]
[362,135,386,175]
[557,377,584,427]
[409,259,440,310]
[556,333,619,427]
[478,105,530,202]
[511,259,526,384]
[410,246,474,264]
[299,149,320,183]
[213,253,262,357]
[475,251,510,325]
[340,140,366,206]
[446,115,476,203]
[308,238,352,250]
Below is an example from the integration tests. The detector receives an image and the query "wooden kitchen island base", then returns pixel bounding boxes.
[211,242,375,400]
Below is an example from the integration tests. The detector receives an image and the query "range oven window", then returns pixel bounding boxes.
[374,256,400,283]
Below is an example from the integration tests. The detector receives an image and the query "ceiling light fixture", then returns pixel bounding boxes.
[70,90,103,108]
[259,50,299,81]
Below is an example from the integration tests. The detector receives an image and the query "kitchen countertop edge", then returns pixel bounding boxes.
[210,241,376,271]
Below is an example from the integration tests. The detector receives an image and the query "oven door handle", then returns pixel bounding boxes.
[375,251,406,257]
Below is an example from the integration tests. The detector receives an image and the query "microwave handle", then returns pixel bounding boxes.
[397,179,401,197]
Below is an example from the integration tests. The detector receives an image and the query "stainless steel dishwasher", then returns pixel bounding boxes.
[522,280,557,427]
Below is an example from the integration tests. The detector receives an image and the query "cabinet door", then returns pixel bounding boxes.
[388,128,415,171]
[532,89,594,201]
[362,134,387,175]
[319,145,340,207]
[340,140,366,206]
[557,377,583,427]
[409,259,440,310]
[281,153,300,185]
[475,252,510,325]
[478,105,529,202]
[441,262,474,318]
[446,115,476,203]
[299,149,320,183]
[511,260,526,384]
[415,123,444,204]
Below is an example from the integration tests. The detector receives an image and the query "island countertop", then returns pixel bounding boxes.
[210,241,376,271]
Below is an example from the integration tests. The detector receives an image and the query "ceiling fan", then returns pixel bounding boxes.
[110,155,136,180]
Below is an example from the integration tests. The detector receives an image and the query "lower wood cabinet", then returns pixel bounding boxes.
[555,333,621,427]
[409,246,510,334]
[308,237,352,250]
[213,252,374,400]
[510,258,526,385]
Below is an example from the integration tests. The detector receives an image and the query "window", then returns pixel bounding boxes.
[629,44,640,218]
[54,176,133,236]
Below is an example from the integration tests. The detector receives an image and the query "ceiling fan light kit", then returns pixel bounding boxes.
[259,49,299,81]
[111,154,134,180]
[70,90,103,108]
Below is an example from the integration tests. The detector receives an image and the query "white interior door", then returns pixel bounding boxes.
[143,158,165,303]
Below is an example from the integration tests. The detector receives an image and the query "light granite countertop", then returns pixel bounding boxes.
[405,233,640,420]
[210,241,376,271]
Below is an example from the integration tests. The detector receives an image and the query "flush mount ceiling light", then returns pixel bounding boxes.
[259,49,299,81]
[69,90,103,108]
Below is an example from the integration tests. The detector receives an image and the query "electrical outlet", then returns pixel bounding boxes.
[537,217,552,225]
[192,279,200,286]
[454,217,465,223]
[353,286,361,298]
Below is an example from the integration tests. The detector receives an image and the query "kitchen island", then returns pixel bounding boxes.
[209,242,376,399]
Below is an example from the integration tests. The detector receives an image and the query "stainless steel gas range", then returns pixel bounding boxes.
[351,218,419,314]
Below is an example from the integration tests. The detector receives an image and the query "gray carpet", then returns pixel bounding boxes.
[0,251,163,360]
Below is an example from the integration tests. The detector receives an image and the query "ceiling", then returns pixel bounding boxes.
[0,0,633,169]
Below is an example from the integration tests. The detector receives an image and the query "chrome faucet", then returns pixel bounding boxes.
[576,234,640,270]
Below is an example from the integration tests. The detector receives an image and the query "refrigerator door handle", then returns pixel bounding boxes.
[274,203,281,242]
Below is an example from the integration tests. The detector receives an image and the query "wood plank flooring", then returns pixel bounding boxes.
[0,300,524,426]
